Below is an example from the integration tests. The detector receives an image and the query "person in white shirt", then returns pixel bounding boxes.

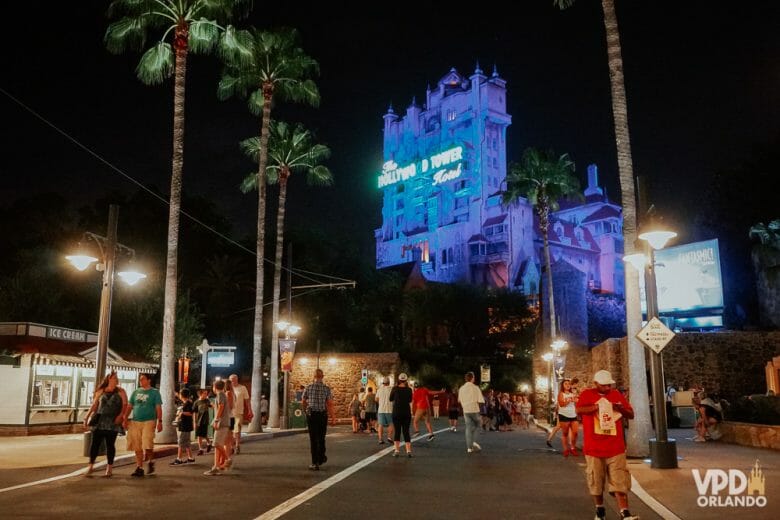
[375,376,394,444]
[457,372,485,454]
[229,374,250,454]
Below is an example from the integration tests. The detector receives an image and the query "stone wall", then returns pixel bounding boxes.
[289,352,400,419]
[586,331,780,402]
[720,421,780,450]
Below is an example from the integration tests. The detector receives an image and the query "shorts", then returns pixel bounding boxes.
[177,430,192,448]
[214,426,230,446]
[413,407,430,422]
[233,414,244,433]
[127,420,156,452]
[196,423,209,438]
[585,453,631,496]
[558,415,578,423]
[365,412,377,422]
[449,409,459,420]
[378,413,393,427]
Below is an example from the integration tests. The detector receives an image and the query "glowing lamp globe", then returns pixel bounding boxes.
[542,352,554,362]
[639,230,677,250]
[622,253,647,272]
[117,270,147,286]
[66,254,98,271]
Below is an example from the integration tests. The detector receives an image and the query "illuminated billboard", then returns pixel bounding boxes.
[207,351,234,367]
[640,239,724,327]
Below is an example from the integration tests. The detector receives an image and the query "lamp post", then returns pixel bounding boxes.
[276,320,300,429]
[66,204,145,380]
[542,352,554,424]
[624,216,678,469]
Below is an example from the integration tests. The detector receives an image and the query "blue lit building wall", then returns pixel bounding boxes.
[374,66,624,301]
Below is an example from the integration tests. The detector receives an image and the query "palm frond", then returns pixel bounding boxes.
[105,17,147,54]
[240,171,258,193]
[219,26,254,67]
[247,89,265,116]
[189,19,220,54]
[240,136,260,159]
[135,42,174,85]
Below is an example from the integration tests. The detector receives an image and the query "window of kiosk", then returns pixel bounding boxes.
[31,365,73,407]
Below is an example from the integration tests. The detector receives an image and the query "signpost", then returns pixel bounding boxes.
[636,317,676,354]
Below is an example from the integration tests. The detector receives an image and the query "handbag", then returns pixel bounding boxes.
[88,413,101,427]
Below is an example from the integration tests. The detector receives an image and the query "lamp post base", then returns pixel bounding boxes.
[649,438,678,468]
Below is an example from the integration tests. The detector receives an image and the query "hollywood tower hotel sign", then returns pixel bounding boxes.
[374,65,625,298]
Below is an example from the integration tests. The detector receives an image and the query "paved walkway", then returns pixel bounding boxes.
[540,423,779,519]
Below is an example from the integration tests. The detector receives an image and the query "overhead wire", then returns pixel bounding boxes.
[0,86,355,288]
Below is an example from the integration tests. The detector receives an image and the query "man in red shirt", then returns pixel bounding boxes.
[575,370,638,520]
[412,382,443,441]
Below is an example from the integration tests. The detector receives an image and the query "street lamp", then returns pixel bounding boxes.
[624,219,678,469]
[542,352,554,424]
[276,320,300,430]
[66,204,146,380]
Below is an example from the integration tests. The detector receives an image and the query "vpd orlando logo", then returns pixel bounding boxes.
[692,460,767,508]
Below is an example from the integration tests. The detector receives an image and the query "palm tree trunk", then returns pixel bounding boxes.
[602,0,651,457]
[248,88,273,433]
[269,172,290,428]
[538,202,556,342]
[159,44,187,443]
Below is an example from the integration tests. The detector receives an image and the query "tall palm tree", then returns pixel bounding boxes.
[503,148,580,342]
[218,27,319,431]
[554,0,651,457]
[241,122,332,428]
[105,0,250,441]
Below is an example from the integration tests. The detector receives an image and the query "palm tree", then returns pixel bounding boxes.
[503,148,580,342]
[218,27,319,431]
[241,122,332,428]
[104,0,250,441]
[553,0,651,457]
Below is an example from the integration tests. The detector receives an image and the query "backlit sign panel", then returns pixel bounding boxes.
[378,146,463,188]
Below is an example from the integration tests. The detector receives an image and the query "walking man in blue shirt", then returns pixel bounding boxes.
[302,368,335,471]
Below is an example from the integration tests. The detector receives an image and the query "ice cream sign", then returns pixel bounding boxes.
[378,146,463,188]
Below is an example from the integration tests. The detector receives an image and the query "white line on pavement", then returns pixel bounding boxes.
[0,454,136,494]
[630,475,683,520]
[255,426,452,520]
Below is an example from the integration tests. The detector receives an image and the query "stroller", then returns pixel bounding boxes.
[358,409,368,432]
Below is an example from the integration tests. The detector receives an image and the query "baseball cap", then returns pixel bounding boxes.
[398,373,408,382]
[593,370,615,385]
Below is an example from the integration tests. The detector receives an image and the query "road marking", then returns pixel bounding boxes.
[630,475,683,520]
[255,426,451,520]
[0,454,135,494]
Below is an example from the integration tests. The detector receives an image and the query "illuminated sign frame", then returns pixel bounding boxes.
[377,146,464,188]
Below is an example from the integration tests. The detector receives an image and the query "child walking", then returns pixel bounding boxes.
[170,388,195,465]
[194,388,213,456]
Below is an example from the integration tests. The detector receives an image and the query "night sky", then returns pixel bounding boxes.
[2,1,778,257]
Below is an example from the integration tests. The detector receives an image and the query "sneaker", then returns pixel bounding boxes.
[467,448,473,454]
[406,452,413,458]
[594,506,606,520]
[147,461,155,474]
[203,466,220,476]
[546,439,553,448]
[169,459,184,466]
[620,510,639,520]
[427,434,435,442]
[308,464,319,471]
[186,458,195,463]
[197,449,204,456]
[693,435,706,442]
[386,437,393,443]
[563,449,571,457]
[392,451,400,457]
[570,447,580,456]
[131,467,144,477]
[472,442,481,451]
[453,427,457,432]
[379,440,385,445]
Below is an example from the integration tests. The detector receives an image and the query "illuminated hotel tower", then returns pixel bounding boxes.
[375,65,624,300]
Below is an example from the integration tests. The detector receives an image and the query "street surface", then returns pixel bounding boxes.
[3,422,778,519]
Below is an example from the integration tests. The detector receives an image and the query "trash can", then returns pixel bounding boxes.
[289,401,307,429]
[83,430,106,457]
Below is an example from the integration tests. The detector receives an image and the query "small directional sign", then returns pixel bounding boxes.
[636,317,676,354]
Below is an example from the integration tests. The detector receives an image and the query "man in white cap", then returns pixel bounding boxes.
[375,376,394,444]
[575,370,637,520]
